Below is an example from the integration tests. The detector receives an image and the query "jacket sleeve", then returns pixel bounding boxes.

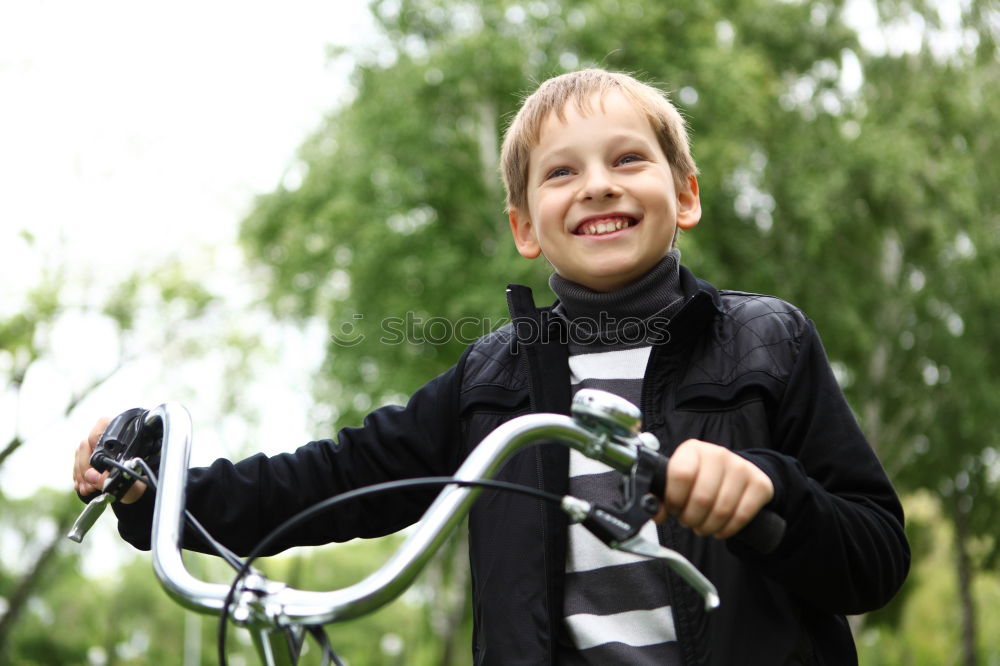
[112,357,467,557]
[735,321,910,615]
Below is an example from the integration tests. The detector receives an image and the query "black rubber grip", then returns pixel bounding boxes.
[733,507,786,554]
[77,489,102,504]
[647,451,786,554]
[649,450,668,500]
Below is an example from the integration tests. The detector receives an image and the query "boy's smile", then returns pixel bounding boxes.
[509,91,701,292]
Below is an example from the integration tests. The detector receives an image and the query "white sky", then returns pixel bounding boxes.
[1,0,372,264]
[0,1,376,505]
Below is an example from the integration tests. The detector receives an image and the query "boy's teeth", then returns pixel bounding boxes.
[584,217,631,235]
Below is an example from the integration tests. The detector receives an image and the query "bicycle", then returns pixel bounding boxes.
[68,388,785,665]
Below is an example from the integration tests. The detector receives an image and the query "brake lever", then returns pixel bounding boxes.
[614,534,720,610]
[560,444,721,611]
[67,458,144,543]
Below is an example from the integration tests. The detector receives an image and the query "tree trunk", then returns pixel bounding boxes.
[952,493,978,666]
[0,513,73,650]
[0,436,24,470]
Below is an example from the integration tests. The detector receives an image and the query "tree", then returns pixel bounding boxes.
[238,0,1000,661]
[744,6,1000,663]
[0,233,266,663]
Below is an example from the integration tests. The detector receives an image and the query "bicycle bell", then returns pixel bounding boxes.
[571,388,643,440]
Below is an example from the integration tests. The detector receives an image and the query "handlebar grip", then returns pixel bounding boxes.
[646,450,786,555]
[733,507,786,555]
[90,407,147,473]
[648,451,668,500]
[77,489,103,504]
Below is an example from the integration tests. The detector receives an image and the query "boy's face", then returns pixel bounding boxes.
[508,91,701,292]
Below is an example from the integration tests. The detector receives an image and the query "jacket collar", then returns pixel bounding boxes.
[507,265,722,349]
[670,265,723,345]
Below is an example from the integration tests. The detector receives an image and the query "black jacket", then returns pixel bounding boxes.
[115,266,909,665]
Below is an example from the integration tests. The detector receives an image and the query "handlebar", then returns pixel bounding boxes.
[69,389,787,663]
[149,402,601,619]
[146,399,715,623]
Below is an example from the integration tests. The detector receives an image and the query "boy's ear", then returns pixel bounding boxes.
[676,175,702,230]
[509,207,542,259]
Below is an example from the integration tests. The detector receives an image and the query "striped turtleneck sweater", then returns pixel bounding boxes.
[549,250,686,665]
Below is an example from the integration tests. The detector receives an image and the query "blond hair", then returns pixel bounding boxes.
[500,69,698,213]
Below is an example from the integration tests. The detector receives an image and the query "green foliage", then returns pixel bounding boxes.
[242,0,1000,508]
[0,490,94,665]
[239,0,1000,661]
[0,240,268,662]
[0,267,64,388]
[857,493,1000,665]
[5,0,997,663]
[0,528,470,665]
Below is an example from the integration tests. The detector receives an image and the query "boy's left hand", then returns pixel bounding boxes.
[654,439,774,540]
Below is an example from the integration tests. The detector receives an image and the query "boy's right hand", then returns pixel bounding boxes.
[73,417,147,504]
[653,438,774,540]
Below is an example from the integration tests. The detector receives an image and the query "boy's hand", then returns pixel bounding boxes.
[654,439,774,539]
[73,417,147,504]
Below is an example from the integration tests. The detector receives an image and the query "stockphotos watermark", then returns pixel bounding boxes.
[330,312,671,347]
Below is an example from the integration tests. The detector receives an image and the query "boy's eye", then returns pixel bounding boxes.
[617,153,644,165]
[545,167,572,180]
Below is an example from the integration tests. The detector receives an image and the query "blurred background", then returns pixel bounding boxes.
[2,0,998,663]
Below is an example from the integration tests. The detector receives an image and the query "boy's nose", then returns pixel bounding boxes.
[577,167,623,201]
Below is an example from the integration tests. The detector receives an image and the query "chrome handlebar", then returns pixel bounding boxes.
[73,389,736,651]
[146,396,691,624]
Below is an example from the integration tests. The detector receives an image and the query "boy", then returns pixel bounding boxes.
[75,69,909,665]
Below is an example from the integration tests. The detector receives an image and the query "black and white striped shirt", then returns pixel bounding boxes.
[550,251,685,665]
